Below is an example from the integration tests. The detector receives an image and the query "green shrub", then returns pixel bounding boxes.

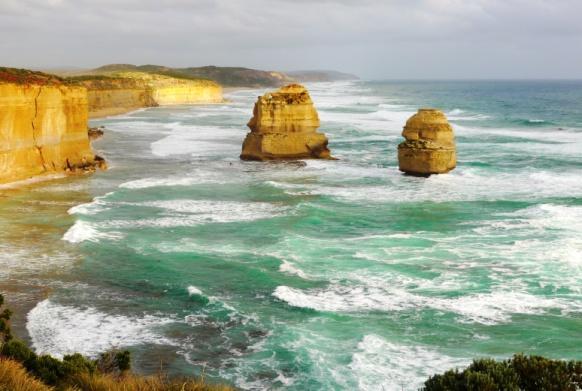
[0,294,12,343]
[96,349,132,374]
[0,339,36,367]
[423,354,582,391]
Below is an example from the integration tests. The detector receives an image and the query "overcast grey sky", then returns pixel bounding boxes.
[1,0,581,79]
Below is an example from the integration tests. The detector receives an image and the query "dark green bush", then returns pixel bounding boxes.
[423,354,582,391]
[1,339,36,366]
[96,349,132,374]
[0,294,12,343]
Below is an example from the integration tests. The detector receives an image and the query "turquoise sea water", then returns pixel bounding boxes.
[1,80,581,390]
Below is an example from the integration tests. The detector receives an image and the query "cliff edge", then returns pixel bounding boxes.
[74,71,223,118]
[0,68,105,185]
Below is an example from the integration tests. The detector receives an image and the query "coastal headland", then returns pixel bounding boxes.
[0,68,105,185]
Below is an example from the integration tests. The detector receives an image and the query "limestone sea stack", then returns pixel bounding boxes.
[398,108,456,176]
[240,84,332,160]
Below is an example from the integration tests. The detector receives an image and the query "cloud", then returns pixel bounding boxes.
[0,0,580,78]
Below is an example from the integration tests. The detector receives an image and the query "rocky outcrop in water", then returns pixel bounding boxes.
[0,68,106,184]
[240,84,332,161]
[398,108,456,176]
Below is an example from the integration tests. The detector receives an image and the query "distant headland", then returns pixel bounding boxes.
[49,64,359,88]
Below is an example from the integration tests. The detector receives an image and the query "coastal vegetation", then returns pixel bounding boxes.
[90,64,294,87]
[0,67,66,86]
[0,294,232,391]
[423,355,582,391]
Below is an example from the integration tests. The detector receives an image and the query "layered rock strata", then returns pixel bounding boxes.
[398,109,456,176]
[240,84,332,160]
[81,72,223,118]
[0,69,105,184]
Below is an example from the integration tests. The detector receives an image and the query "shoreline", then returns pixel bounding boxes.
[88,97,238,120]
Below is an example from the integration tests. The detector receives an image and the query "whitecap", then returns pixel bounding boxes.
[279,260,309,279]
[350,335,469,391]
[273,285,580,325]
[62,220,123,243]
[27,300,176,358]
[150,125,243,157]
[67,193,114,215]
[187,285,204,296]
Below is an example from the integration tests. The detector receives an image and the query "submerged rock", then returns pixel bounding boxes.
[240,84,332,160]
[398,108,456,176]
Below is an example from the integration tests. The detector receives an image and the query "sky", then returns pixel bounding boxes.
[0,0,581,79]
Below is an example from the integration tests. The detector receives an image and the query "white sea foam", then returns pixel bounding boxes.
[150,125,243,157]
[279,260,309,279]
[350,335,469,391]
[0,246,79,279]
[62,220,123,243]
[456,123,582,143]
[273,285,580,325]
[119,176,202,189]
[27,300,175,358]
[63,200,288,242]
[187,285,203,296]
[67,193,114,215]
[138,200,288,222]
[447,108,491,121]
[297,167,582,203]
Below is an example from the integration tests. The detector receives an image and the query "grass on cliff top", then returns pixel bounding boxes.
[0,293,233,391]
[93,63,292,87]
[0,67,66,86]
[0,66,217,88]
[111,71,217,84]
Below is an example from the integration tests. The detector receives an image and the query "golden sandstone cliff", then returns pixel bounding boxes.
[0,69,105,185]
[398,108,456,176]
[80,72,223,118]
[0,67,223,185]
[240,84,332,160]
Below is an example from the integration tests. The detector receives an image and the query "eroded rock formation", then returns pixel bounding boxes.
[398,108,456,176]
[0,68,105,184]
[240,84,332,160]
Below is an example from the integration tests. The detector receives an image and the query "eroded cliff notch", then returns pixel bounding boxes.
[240,84,332,161]
[398,108,456,176]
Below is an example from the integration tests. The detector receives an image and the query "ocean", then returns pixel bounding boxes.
[1,80,581,390]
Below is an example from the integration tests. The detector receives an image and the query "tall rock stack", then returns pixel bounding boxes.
[398,108,456,176]
[240,84,332,160]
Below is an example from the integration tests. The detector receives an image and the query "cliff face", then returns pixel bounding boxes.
[0,77,104,184]
[240,84,332,160]
[398,108,456,176]
[80,72,223,118]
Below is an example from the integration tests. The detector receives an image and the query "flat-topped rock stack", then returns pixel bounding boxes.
[398,108,456,176]
[240,84,332,160]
